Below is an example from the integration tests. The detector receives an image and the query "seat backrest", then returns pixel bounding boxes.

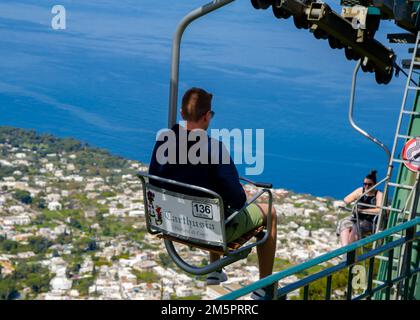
[144,183,226,247]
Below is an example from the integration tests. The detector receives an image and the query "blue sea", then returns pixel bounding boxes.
[0,0,413,198]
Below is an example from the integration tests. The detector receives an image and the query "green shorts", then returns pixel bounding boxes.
[225,203,264,243]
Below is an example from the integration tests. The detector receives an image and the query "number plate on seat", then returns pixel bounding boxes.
[192,202,213,220]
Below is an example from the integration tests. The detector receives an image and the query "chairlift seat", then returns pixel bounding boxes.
[137,172,273,275]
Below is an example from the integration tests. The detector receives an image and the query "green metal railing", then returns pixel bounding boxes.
[218,217,420,300]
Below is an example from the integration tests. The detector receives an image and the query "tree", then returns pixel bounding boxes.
[1,240,18,253]
[0,278,19,300]
[87,240,97,251]
[25,273,51,294]
[69,218,82,229]
[56,233,72,245]
[12,262,52,295]
[27,237,52,254]
[32,196,46,209]
[12,189,32,205]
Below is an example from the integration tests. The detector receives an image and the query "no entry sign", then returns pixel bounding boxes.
[402,137,420,171]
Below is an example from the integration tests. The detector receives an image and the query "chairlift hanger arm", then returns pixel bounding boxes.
[348,59,391,161]
[169,0,235,127]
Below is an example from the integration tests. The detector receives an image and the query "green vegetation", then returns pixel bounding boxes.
[12,189,32,204]
[0,236,52,255]
[132,270,160,283]
[72,277,95,296]
[0,238,19,253]
[92,257,112,268]
[27,237,53,254]
[171,294,202,300]
[159,253,175,268]
[0,262,52,300]
[0,278,19,300]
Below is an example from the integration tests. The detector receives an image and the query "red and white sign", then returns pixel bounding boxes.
[402,137,420,171]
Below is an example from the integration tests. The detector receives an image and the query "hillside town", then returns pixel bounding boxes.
[0,127,346,300]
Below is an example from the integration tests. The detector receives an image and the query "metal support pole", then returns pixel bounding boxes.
[168,0,235,128]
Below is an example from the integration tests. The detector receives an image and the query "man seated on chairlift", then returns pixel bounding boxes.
[148,87,277,299]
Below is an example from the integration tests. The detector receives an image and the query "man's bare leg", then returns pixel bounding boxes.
[340,228,351,246]
[349,227,359,243]
[209,204,277,279]
[209,252,221,264]
[255,203,277,279]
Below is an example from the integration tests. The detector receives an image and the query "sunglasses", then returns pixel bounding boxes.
[363,182,373,187]
[209,110,215,119]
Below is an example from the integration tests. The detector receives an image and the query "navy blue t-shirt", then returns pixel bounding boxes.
[148,124,246,211]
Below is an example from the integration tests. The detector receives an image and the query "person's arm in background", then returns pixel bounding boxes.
[344,187,362,205]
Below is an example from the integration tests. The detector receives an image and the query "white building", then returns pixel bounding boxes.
[48,201,62,211]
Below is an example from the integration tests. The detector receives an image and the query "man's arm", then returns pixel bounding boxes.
[213,141,247,210]
[148,142,159,174]
[215,162,247,210]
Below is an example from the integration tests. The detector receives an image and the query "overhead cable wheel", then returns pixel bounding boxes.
[351,50,360,61]
[382,67,393,84]
[336,40,344,49]
[330,37,344,50]
[293,15,304,29]
[361,58,375,73]
[344,47,353,60]
[328,36,338,49]
[251,0,272,9]
[345,47,360,61]
[375,67,393,85]
[313,28,327,40]
[374,69,392,85]
[272,5,291,19]
[375,71,383,84]
[361,60,369,72]
[366,61,375,73]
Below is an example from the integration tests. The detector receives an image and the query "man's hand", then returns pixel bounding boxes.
[243,185,256,199]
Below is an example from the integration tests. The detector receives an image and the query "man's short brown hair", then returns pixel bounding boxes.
[181,87,213,122]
